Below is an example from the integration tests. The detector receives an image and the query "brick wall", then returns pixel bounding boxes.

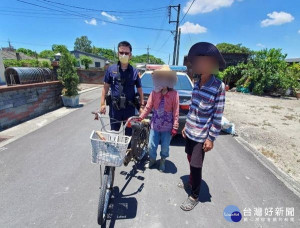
[77,69,105,84]
[0,81,63,131]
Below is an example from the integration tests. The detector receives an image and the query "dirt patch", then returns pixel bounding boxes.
[224,91,300,182]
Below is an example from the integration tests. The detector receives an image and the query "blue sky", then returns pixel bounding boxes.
[0,0,300,64]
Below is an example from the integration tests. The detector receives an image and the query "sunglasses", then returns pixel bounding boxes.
[119,51,130,55]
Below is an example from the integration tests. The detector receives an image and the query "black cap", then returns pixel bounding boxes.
[187,42,226,69]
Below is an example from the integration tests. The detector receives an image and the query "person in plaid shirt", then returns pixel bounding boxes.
[179,42,226,211]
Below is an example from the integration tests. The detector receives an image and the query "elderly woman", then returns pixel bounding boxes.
[139,65,179,172]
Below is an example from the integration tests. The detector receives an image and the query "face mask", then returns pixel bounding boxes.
[119,54,129,64]
[153,78,175,92]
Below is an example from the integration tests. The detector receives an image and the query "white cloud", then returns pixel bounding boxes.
[183,0,235,14]
[101,12,117,21]
[84,18,97,26]
[180,21,207,34]
[256,43,265,48]
[261,11,294,27]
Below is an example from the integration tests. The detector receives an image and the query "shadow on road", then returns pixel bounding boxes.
[180,175,212,203]
[105,187,138,228]
[105,164,145,227]
[170,134,186,147]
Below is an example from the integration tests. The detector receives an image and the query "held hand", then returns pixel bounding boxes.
[182,127,187,138]
[139,106,144,115]
[203,139,214,152]
[100,105,106,115]
[171,128,177,137]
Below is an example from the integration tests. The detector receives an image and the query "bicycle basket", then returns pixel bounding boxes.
[90,130,131,167]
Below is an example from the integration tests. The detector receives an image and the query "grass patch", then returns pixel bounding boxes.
[270,105,283,110]
[263,120,272,127]
[261,147,278,160]
[284,115,296,120]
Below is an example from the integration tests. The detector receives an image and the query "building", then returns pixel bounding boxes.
[0,49,35,61]
[70,50,107,69]
[285,58,300,64]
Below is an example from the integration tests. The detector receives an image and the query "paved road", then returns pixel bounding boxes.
[1,89,300,228]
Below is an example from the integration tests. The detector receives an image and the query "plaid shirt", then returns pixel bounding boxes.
[185,75,226,143]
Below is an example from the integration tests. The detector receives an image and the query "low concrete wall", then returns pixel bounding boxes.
[0,81,63,131]
[77,69,105,84]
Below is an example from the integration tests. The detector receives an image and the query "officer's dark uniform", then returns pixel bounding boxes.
[104,62,142,136]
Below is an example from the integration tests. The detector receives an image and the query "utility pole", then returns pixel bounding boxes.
[113,45,116,63]
[168,4,180,66]
[147,45,150,63]
[176,28,181,66]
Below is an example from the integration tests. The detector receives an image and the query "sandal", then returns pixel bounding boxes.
[180,196,199,211]
[177,182,192,191]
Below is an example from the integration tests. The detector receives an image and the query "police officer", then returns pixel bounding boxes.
[100,41,144,136]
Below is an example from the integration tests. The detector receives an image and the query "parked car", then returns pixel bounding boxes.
[140,69,193,133]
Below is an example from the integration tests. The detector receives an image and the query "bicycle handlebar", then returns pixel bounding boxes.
[92,112,140,134]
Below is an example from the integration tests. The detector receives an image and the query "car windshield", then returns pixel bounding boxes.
[141,73,193,91]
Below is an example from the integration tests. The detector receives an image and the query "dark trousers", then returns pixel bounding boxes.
[186,142,205,199]
[109,106,135,136]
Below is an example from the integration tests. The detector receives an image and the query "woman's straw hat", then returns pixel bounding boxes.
[152,65,177,78]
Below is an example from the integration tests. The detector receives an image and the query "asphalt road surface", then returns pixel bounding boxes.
[1,89,300,228]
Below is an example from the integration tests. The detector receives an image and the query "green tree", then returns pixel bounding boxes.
[286,63,300,93]
[57,47,79,97]
[17,48,37,57]
[92,46,116,61]
[41,60,50,68]
[52,44,68,54]
[39,50,54,59]
[74,36,92,53]
[80,55,93,69]
[131,54,164,65]
[237,48,289,95]
[216,43,252,54]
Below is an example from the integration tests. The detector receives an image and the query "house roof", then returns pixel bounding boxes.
[0,50,34,60]
[70,50,107,61]
[285,58,300,63]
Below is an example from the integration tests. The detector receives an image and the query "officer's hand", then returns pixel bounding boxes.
[100,105,106,114]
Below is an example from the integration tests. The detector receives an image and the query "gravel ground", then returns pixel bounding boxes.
[224,91,300,183]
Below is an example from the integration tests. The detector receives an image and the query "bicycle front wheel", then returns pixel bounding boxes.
[97,166,115,226]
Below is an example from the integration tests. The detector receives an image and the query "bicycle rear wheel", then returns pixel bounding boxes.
[136,125,150,161]
[97,166,115,225]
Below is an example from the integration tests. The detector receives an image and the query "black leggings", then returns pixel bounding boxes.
[190,165,203,199]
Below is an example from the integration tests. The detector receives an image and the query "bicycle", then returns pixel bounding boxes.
[90,112,150,226]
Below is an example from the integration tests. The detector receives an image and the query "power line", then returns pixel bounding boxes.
[36,0,168,14]
[16,0,172,32]
[158,34,172,50]
[0,11,165,21]
[179,0,195,24]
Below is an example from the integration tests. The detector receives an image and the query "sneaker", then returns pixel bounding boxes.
[145,158,156,168]
[159,158,166,172]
